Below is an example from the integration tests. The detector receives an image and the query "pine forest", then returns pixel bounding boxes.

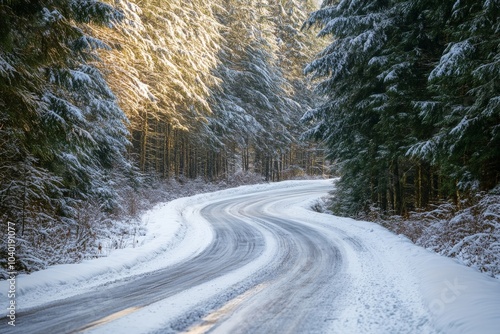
[1,0,500,277]
[304,0,500,276]
[0,0,324,274]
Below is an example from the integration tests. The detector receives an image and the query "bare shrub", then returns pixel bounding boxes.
[377,188,500,278]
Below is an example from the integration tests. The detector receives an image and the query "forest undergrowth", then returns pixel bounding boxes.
[0,171,267,279]
[314,188,500,279]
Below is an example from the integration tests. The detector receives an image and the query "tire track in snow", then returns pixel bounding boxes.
[5,181,448,334]
[4,199,269,334]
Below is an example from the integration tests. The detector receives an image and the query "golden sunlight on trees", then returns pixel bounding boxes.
[0,0,322,275]
[88,0,323,180]
[89,0,223,173]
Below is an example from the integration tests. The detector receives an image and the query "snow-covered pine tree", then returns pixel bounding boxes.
[0,0,132,274]
[87,0,322,182]
[304,0,398,215]
[90,0,223,176]
[207,0,327,181]
[304,0,451,215]
[272,0,327,178]
[415,0,500,194]
[208,0,290,180]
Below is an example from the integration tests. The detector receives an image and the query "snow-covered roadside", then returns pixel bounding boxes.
[0,180,315,314]
[84,179,500,334]
[0,198,205,313]
[2,179,499,333]
[291,191,500,334]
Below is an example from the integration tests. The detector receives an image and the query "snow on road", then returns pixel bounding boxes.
[2,180,500,333]
[0,181,306,311]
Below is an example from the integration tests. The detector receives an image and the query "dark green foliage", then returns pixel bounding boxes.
[305,0,500,216]
[420,0,500,192]
[0,0,131,273]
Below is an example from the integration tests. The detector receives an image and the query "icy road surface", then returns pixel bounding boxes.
[2,180,500,333]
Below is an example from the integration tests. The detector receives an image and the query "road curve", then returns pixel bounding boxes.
[5,180,438,334]
[180,189,345,334]
[6,199,267,333]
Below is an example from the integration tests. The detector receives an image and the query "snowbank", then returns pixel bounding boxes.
[294,193,500,334]
[0,180,317,312]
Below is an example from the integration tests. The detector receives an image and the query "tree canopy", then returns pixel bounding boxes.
[0,0,323,274]
[304,0,500,216]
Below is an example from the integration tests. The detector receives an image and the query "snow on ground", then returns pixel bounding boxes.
[0,180,310,313]
[2,180,500,333]
[84,224,279,334]
[293,188,500,334]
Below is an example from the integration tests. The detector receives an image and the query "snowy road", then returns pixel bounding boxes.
[2,180,500,333]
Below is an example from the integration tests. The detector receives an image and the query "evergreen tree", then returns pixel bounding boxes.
[0,0,131,272]
[208,0,291,179]
[207,0,323,180]
[304,0,398,214]
[90,0,223,174]
[303,0,451,215]
[412,0,500,194]
[305,0,499,216]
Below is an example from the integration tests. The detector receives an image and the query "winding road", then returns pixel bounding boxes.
[4,180,460,333]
